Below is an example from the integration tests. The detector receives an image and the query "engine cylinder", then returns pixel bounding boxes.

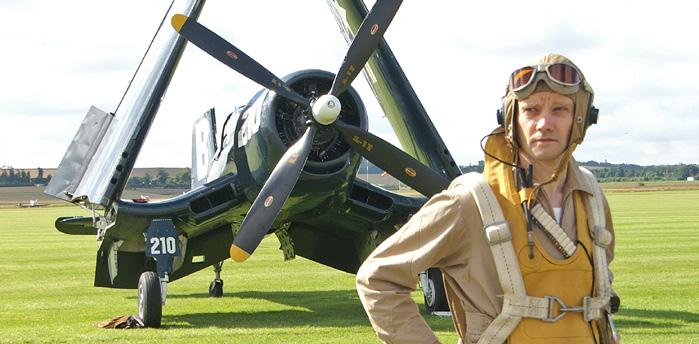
[234,69,368,197]
[271,70,367,175]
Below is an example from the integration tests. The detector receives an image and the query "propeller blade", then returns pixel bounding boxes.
[230,126,318,262]
[333,121,449,197]
[329,0,402,96]
[171,14,310,107]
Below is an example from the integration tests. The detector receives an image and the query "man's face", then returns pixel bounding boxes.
[515,91,574,163]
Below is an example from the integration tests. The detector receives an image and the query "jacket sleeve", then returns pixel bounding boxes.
[356,188,469,344]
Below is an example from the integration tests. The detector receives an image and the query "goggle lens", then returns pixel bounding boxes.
[510,67,535,91]
[546,63,580,86]
[508,63,581,92]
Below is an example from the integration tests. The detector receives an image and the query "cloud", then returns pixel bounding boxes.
[1,0,698,169]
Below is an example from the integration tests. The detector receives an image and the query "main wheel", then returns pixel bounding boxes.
[423,268,449,314]
[138,271,162,327]
[209,279,224,298]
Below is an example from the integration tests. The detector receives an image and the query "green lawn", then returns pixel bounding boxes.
[0,190,697,343]
[606,190,699,343]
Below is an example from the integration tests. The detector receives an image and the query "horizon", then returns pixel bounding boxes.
[3,159,698,173]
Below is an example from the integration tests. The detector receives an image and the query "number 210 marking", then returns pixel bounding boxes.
[150,237,177,255]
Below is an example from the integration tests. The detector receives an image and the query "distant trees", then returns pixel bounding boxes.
[0,166,190,188]
[126,168,191,189]
[588,163,699,182]
[676,164,699,180]
[0,167,52,186]
[5,161,693,189]
[454,161,699,183]
[460,161,485,173]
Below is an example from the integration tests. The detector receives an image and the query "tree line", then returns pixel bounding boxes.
[126,168,191,188]
[3,161,696,188]
[0,167,51,186]
[579,161,699,182]
[0,166,191,188]
[459,160,699,182]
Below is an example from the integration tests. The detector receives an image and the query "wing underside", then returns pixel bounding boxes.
[287,178,424,273]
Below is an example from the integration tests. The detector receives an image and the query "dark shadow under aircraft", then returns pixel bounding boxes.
[46,0,462,327]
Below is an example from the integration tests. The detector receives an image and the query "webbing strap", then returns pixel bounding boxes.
[459,173,523,344]
[460,172,612,343]
[502,294,599,322]
[530,204,577,258]
[578,168,612,321]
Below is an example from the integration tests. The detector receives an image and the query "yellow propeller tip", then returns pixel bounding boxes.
[230,245,250,262]
[171,14,188,32]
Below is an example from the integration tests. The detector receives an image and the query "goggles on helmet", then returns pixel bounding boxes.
[509,63,582,98]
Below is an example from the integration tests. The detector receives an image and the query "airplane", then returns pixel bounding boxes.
[18,200,46,208]
[45,0,462,327]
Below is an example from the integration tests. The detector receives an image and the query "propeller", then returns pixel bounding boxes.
[171,14,309,107]
[333,121,449,197]
[329,0,402,97]
[230,126,317,262]
[172,0,449,262]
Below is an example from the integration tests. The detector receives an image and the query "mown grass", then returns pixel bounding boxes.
[0,190,697,343]
[0,205,455,343]
[606,190,699,343]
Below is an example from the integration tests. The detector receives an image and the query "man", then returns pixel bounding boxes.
[356,53,618,344]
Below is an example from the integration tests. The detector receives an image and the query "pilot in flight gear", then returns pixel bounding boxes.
[356,53,619,344]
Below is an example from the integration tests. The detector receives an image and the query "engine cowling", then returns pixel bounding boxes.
[233,69,368,206]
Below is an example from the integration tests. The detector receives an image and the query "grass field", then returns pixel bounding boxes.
[0,189,697,343]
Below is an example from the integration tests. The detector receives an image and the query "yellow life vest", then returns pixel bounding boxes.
[494,190,598,343]
[464,130,613,344]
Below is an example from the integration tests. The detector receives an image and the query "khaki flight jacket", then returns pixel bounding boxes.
[356,159,615,344]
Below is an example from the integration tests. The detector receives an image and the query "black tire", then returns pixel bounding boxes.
[138,271,162,328]
[423,268,449,313]
[209,279,224,298]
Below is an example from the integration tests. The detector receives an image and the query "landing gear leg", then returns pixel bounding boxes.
[209,261,224,298]
[419,268,450,315]
[142,218,180,327]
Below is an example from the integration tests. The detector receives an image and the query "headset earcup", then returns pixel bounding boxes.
[588,106,599,125]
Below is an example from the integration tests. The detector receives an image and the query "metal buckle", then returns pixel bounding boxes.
[485,221,511,246]
[606,312,621,343]
[544,296,584,322]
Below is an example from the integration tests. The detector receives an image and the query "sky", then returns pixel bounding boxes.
[1,0,698,169]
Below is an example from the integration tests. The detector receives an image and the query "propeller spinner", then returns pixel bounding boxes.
[172,0,449,262]
[311,94,342,125]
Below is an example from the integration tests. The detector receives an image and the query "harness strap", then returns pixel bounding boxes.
[530,204,577,258]
[459,171,612,344]
[459,173,523,344]
[502,294,600,322]
[578,167,613,322]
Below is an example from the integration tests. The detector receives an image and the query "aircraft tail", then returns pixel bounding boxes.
[191,108,217,189]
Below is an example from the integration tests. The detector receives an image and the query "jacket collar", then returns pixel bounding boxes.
[562,157,595,197]
[482,129,594,206]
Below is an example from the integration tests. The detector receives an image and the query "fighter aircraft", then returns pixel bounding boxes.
[45,0,462,327]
